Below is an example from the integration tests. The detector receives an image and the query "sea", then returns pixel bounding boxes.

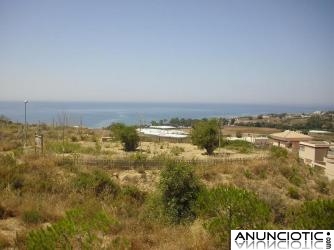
[0,101,333,128]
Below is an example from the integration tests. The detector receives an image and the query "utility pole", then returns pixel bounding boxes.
[24,100,28,148]
[218,118,221,148]
[80,116,82,134]
[218,117,222,153]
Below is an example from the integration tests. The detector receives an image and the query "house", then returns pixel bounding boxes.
[299,141,334,180]
[299,141,331,166]
[324,147,334,179]
[270,130,312,151]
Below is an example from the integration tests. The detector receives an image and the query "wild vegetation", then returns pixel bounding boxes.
[236,111,334,132]
[191,119,219,155]
[0,118,334,249]
[110,123,139,151]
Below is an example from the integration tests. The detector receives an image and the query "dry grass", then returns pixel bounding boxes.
[1,150,333,248]
[222,125,281,136]
[1,121,333,248]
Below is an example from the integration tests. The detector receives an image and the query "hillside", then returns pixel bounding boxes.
[0,120,333,249]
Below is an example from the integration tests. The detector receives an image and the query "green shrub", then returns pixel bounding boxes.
[288,186,300,199]
[291,199,334,229]
[222,140,254,153]
[47,141,81,153]
[26,209,116,249]
[74,170,120,198]
[10,176,24,190]
[270,146,288,159]
[159,161,202,223]
[244,169,253,179]
[111,237,131,249]
[0,153,16,166]
[95,140,101,154]
[80,134,89,141]
[316,180,330,194]
[80,146,97,154]
[196,186,270,245]
[252,163,268,179]
[279,165,303,186]
[122,185,146,205]
[170,146,185,156]
[22,210,43,224]
[141,191,171,226]
[191,119,219,155]
[0,155,24,191]
[70,135,78,142]
[131,152,148,166]
[111,123,139,151]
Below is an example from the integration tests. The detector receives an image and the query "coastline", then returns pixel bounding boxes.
[0,101,333,128]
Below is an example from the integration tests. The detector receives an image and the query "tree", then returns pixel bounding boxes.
[196,186,270,246]
[306,115,323,129]
[111,123,139,151]
[191,119,219,155]
[110,123,126,138]
[159,161,202,224]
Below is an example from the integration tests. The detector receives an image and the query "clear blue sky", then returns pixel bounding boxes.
[1,0,333,105]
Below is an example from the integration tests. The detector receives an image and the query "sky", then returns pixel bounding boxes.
[0,0,333,105]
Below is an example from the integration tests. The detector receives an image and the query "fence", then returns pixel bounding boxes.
[57,156,268,169]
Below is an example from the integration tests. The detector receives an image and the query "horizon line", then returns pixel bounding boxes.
[0,99,334,108]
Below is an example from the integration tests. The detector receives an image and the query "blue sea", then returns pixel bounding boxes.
[0,101,333,128]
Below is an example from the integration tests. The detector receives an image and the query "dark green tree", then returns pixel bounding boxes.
[159,161,202,224]
[111,123,139,151]
[291,199,334,229]
[306,115,323,129]
[197,186,270,246]
[110,123,126,139]
[191,119,219,155]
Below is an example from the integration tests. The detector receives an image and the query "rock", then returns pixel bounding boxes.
[0,218,26,247]
[118,170,142,184]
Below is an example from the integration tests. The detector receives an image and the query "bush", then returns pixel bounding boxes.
[288,186,300,199]
[10,176,24,190]
[316,180,330,194]
[111,123,139,151]
[291,199,334,229]
[222,140,254,154]
[142,192,167,224]
[0,155,24,191]
[191,119,219,155]
[122,185,146,205]
[22,210,43,224]
[270,146,288,160]
[279,165,303,186]
[26,209,115,249]
[0,153,16,167]
[47,141,81,153]
[70,135,78,142]
[74,170,120,198]
[244,169,253,179]
[130,152,148,166]
[196,186,270,245]
[159,161,202,223]
[170,146,185,156]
